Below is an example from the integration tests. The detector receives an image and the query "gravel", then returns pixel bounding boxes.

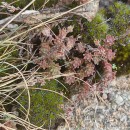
[57,74,130,130]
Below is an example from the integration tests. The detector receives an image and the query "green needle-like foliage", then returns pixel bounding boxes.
[18,80,64,128]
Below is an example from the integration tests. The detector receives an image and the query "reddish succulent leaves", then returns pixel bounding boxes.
[65,76,75,85]
[85,63,95,77]
[72,57,82,69]
[39,59,48,69]
[76,42,85,53]
[35,25,116,89]
[58,26,74,40]
[105,35,115,46]
[106,49,115,61]
[66,36,76,51]
[103,61,116,86]
[83,51,92,62]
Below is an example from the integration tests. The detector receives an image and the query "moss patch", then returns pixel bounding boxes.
[18,80,64,128]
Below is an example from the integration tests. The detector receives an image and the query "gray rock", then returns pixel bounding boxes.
[109,92,115,101]
[125,100,130,106]
[96,108,103,114]
[127,121,130,127]
[111,127,120,130]
[120,115,127,122]
[111,103,117,110]
[115,95,124,106]
[99,0,114,8]
[102,93,108,100]
[122,93,129,101]
[128,95,130,100]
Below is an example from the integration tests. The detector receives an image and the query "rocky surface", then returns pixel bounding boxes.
[57,74,130,130]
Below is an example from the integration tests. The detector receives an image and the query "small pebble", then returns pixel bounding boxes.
[102,93,107,100]
[57,74,130,130]
[115,95,124,106]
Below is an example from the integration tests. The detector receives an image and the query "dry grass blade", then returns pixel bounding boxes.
[0,0,36,32]
[1,62,30,122]
[4,0,94,41]
[0,111,47,130]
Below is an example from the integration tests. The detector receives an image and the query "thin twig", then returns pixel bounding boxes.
[6,0,94,41]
